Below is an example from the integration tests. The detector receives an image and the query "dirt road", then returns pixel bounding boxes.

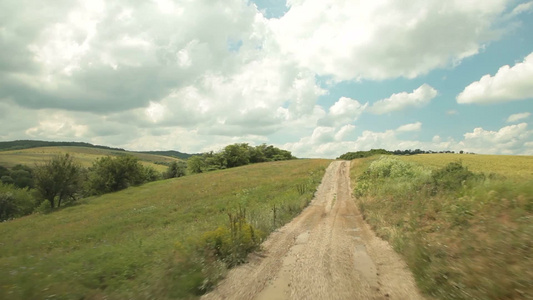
[202,161,424,300]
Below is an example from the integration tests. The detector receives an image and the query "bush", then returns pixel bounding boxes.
[35,200,53,214]
[366,156,418,178]
[430,161,480,193]
[86,155,148,195]
[164,161,186,179]
[198,208,264,267]
[0,183,36,221]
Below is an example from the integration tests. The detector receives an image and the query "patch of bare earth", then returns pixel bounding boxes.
[202,161,424,300]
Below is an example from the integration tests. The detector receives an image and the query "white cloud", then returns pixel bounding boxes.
[283,122,532,158]
[335,124,356,141]
[457,52,533,104]
[396,122,422,132]
[25,112,89,139]
[271,0,509,80]
[459,123,531,154]
[511,1,533,15]
[318,97,367,126]
[369,84,438,114]
[0,0,529,158]
[507,112,531,123]
[446,110,459,115]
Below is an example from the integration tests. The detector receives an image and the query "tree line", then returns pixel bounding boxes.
[337,148,469,160]
[0,140,126,152]
[0,143,295,221]
[187,143,295,174]
[0,154,163,221]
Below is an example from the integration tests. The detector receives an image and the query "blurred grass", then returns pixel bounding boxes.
[0,159,330,299]
[0,146,180,172]
[351,154,533,299]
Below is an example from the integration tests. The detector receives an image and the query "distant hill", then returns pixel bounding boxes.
[0,140,125,152]
[135,150,196,160]
[0,140,194,159]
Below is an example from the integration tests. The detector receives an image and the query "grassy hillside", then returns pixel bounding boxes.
[135,150,195,160]
[351,154,533,299]
[0,140,125,152]
[0,159,330,299]
[0,146,181,172]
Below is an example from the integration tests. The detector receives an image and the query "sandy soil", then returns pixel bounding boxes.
[202,161,424,300]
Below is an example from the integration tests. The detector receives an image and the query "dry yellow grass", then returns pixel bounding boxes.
[0,146,179,172]
[398,153,533,180]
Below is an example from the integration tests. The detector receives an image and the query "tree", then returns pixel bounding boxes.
[10,165,34,188]
[164,161,186,179]
[86,155,147,195]
[33,154,82,209]
[187,156,206,174]
[223,143,251,168]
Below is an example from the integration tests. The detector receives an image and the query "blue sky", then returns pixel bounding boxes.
[0,0,532,157]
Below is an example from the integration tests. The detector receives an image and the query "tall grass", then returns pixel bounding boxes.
[0,159,329,299]
[352,156,532,299]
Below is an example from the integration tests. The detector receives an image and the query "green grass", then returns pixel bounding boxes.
[0,159,330,299]
[351,155,533,299]
[0,146,180,172]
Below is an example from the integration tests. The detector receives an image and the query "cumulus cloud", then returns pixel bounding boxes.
[369,84,437,114]
[0,0,262,112]
[396,122,422,132]
[457,52,533,104]
[318,97,367,126]
[271,0,509,80]
[459,123,531,154]
[283,122,531,158]
[0,0,529,157]
[507,112,531,123]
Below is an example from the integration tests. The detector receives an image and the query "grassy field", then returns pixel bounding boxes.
[399,153,533,180]
[0,146,180,172]
[351,154,533,299]
[0,159,330,299]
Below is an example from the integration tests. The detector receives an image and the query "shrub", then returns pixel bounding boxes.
[366,156,418,178]
[164,161,186,179]
[0,183,36,221]
[430,161,479,193]
[86,155,148,195]
[198,208,264,267]
[35,199,53,214]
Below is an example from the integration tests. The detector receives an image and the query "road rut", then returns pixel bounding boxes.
[202,161,424,300]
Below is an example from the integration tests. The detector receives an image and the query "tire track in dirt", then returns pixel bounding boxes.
[202,161,424,300]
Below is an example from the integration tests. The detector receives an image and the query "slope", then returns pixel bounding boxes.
[0,146,181,172]
[0,159,330,299]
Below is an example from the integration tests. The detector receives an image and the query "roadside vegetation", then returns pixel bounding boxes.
[351,154,533,299]
[0,159,329,299]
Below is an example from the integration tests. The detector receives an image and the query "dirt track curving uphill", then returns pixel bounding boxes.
[202,161,424,300]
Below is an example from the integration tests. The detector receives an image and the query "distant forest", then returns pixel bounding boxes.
[337,149,463,160]
[0,140,126,152]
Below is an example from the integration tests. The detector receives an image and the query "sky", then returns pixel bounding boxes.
[0,0,532,158]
